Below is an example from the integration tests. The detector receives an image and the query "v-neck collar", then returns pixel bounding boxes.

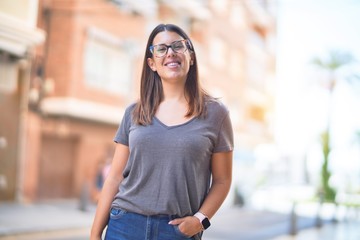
[153,116,196,130]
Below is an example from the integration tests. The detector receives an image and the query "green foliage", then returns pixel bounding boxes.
[319,131,337,202]
[312,50,354,71]
[312,50,356,203]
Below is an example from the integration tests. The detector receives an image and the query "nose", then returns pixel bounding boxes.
[166,46,176,56]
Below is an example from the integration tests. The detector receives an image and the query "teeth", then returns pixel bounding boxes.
[167,62,179,66]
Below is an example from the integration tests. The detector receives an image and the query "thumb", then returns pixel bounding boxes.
[168,217,185,225]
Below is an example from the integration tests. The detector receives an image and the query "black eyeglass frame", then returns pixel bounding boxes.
[149,39,191,58]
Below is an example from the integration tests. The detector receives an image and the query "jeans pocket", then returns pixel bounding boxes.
[109,207,127,220]
[173,225,192,239]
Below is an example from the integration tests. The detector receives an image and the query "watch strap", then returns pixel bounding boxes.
[194,212,207,222]
[194,211,210,230]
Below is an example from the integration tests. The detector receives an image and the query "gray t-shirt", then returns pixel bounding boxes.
[112,99,233,217]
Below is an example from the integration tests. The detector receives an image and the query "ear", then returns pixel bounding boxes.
[147,58,157,72]
[190,53,195,65]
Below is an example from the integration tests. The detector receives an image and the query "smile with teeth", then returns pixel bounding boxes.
[165,61,180,67]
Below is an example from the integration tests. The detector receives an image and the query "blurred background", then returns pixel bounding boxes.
[0,0,359,239]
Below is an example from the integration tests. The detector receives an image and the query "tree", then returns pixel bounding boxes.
[312,50,355,202]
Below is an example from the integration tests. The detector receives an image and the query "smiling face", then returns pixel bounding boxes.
[147,31,193,84]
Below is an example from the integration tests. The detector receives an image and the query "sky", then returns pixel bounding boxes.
[276,0,360,149]
[275,0,360,183]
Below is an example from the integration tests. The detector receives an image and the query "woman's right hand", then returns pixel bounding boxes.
[90,144,130,240]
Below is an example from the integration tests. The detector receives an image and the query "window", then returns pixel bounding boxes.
[249,27,266,50]
[83,28,133,95]
[229,50,243,78]
[210,0,228,15]
[229,2,244,28]
[209,37,226,69]
[0,53,17,92]
[245,43,268,90]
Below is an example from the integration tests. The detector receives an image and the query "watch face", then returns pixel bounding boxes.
[202,218,211,229]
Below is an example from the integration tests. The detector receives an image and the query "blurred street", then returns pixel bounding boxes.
[1,200,359,240]
[1,1,360,240]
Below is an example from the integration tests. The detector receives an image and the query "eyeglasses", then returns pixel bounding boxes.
[149,40,189,58]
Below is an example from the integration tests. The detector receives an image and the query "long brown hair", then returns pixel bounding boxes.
[133,23,209,125]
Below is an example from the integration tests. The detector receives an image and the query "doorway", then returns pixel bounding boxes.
[38,135,78,199]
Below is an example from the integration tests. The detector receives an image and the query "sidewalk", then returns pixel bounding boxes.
[0,200,95,237]
[0,201,358,239]
[270,220,360,240]
[205,207,360,240]
[204,207,324,240]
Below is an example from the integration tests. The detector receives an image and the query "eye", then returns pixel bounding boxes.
[156,45,167,53]
[172,41,185,51]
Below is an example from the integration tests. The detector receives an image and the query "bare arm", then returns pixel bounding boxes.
[198,151,233,218]
[169,151,233,236]
[90,144,129,240]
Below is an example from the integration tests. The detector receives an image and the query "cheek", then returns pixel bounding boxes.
[153,60,165,71]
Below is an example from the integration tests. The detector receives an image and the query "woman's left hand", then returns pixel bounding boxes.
[169,216,203,237]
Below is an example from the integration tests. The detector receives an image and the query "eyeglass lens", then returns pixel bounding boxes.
[151,40,187,57]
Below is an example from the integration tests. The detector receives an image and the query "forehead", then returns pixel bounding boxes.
[152,31,184,45]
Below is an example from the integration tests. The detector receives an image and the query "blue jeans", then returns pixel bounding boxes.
[105,208,201,240]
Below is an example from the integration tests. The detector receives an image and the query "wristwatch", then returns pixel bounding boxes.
[194,212,211,230]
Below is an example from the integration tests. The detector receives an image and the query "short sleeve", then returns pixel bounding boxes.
[113,105,133,146]
[213,111,234,153]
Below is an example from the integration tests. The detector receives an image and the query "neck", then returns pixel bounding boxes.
[161,80,186,102]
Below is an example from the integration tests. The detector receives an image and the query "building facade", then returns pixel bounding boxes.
[0,0,45,201]
[0,0,276,203]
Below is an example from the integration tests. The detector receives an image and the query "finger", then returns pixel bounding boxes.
[168,218,184,225]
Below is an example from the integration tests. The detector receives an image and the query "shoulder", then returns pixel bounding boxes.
[121,102,137,122]
[205,97,229,116]
[125,102,137,112]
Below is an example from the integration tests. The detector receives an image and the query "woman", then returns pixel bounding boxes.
[90,23,233,240]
